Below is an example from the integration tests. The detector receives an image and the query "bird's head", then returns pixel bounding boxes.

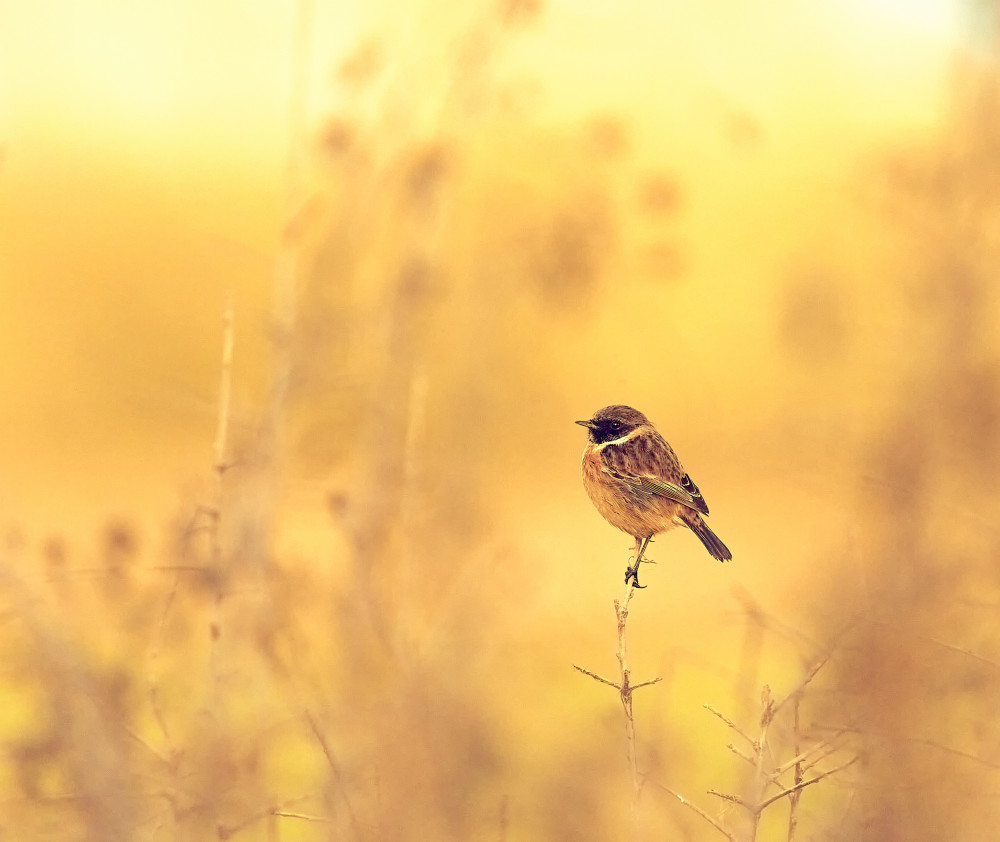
[576,405,651,444]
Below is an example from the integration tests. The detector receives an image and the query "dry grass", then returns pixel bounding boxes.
[4,6,1000,841]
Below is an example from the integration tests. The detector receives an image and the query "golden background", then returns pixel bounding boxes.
[1,1,998,839]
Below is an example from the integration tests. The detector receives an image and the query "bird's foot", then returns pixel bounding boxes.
[624,563,646,589]
[625,545,655,589]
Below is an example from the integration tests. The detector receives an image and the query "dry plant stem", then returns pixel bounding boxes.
[144,301,234,762]
[497,795,509,842]
[248,0,312,571]
[273,811,332,823]
[786,695,802,841]
[708,778,846,816]
[914,737,1000,770]
[208,301,235,706]
[772,652,830,718]
[616,539,664,808]
[703,670,857,842]
[572,665,618,688]
[721,734,845,800]
[211,297,235,566]
[748,686,775,841]
[776,735,845,777]
[218,795,312,839]
[573,543,662,815]
[866,617,1000,671]
[813,722,1000,771]
[655,782,737,841]
[147,578,180,755]
[616,578,640,802]
[663,659,856,840]
[754,755,860,813]
[304,710,363,841]
[705,703,755,746]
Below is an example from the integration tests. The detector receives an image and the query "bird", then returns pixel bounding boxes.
[576,405,731,587]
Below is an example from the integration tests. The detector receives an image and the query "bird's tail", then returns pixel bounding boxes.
[687,515,732,562]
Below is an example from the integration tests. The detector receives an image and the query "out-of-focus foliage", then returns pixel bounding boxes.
[1,0,999,840]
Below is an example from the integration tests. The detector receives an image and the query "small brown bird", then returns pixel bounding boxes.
[577,405,731,587]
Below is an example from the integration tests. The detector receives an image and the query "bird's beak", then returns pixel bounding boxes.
[576,419,595,429]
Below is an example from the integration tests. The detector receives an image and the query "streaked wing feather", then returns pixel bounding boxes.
[600,432,710,515]
[623,473,698,507]
[680,473,710,514]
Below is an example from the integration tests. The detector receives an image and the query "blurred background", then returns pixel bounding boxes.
[2,0,1000,839]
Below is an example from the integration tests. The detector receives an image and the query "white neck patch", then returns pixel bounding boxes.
[594,425,647,451]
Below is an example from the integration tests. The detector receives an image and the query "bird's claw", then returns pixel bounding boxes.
[624,565,646,589]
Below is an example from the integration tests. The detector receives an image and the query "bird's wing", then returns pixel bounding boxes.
[610,471,710,515]
[601,434,710,515]
[678,472,709,514]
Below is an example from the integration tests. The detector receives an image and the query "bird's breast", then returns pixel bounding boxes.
[580,441,684,539]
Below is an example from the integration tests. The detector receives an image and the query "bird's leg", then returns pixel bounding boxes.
[625,536,652,589]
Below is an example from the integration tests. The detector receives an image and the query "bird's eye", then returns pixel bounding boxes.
[611,421,621,429]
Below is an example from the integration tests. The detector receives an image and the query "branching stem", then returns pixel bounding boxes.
[574,542,662,818]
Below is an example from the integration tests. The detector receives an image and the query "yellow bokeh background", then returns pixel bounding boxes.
[2,1,999,840]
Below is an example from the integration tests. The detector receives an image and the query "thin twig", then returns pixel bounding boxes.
[914,737,1000,770]
[214,298,235,477]
[273,811,332,822]
[574,542,661,816]
[145,559,186,757]
[219,795,311,839]
[726,742,757,767]
[724,741,790,794]
[787,693,803,841]
[778,737,846,777]
[147,565,212,575]
[729,588,824,654]
[813,724,1000,771]
[773,652,830,717]
[123,725,173,767]
[304,710,363,840]
[704,704,755,746]
[748,685,775,842]
[756,755,860,813]
[693,653,850,839]
[206,301,235,711]
[616,578,640,804]
[497,794,509,842]
[867,617,1000,671]
[707,790,747,807]
[210,297,235,567]
[572,664,619,689]
[654,782,737,841]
